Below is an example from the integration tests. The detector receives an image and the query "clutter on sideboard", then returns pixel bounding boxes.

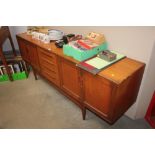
[62,31,126,74]
[63,32,108,61]
[26,29,126,72]
[27,27,65,44]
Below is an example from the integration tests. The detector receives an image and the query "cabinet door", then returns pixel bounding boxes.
[17,38,30,62]
[59,58,81,101]
[26,43,40,71]
[83,72,113,117]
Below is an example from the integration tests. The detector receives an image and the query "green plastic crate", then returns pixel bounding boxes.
[0,71,27,82]
[63,42,108,61]
[0,74,9,82]
[12,71,27,80]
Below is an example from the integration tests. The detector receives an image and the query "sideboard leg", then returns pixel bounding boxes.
[82,107,86,120]
[32,67,38,80]
[24,62,30,77]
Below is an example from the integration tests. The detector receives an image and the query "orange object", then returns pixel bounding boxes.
[77,40,92,50]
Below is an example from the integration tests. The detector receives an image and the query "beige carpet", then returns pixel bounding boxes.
[0,72,151,129]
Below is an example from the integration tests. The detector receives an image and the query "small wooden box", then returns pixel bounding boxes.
[86,32,106,44]
[98,50,117,61]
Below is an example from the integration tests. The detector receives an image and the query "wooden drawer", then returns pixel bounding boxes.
[39,57,58,73]
[38,47,57,64]
[37,47,60,86]
[42,69,60,86]
[41,65,58,77]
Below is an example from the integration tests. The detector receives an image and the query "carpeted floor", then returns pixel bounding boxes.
[0,72,151,129]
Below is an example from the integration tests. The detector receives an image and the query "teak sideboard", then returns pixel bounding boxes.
[16,33,145,124]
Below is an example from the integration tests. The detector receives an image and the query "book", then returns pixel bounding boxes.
[13,63,21,73]
[0,67,3,75]
[19,61,24,72]
[0,65,14,75]
[22,61,27,71]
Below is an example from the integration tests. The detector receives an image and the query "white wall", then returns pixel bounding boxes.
[50,26,154,62]
[134,41,155,119]
[5,26,155,119]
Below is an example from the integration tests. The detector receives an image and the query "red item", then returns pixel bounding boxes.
[145,91,155,128]
[77,40,92,50]
[80,61,95,70]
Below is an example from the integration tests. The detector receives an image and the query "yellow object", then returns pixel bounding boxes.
[27,26,49,34]
[38,28,49,34]
[86,32,106,44]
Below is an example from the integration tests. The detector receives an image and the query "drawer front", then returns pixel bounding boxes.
[37,47,60,86]
[42,69,60,86]
[39,57,58,73]
[42,65,58,78]
[39,48,57,64]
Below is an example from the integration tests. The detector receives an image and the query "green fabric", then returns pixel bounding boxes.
[86,51,126,69]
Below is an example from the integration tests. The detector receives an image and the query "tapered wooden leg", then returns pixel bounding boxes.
[26,63,30,73]
[82,107,86,120]
[24,62,29,75]
[22,61,30,78]
[32,67,38,80]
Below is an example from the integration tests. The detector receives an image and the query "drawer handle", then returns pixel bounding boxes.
[41,52,55,59]
[43,65,57,74]
[41,58,55,66]
[44,72,56,80]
